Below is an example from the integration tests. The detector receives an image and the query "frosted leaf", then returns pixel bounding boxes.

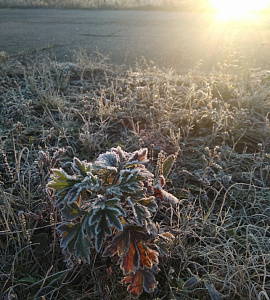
[95,150,120,172]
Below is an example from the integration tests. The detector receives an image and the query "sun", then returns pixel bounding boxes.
[211,0,270,21]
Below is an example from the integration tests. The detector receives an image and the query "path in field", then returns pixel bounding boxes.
[1,9,270,72]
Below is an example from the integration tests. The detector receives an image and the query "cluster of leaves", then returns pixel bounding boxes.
[47,146,178,296]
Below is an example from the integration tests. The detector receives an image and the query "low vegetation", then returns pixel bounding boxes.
[1,50,270,299]
[0,0,210,10]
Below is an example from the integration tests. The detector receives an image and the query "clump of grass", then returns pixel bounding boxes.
[1,50,270,299]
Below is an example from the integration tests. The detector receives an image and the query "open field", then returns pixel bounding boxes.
[1,46,270,299]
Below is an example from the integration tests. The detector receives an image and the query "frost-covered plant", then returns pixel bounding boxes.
[47,146,178,296]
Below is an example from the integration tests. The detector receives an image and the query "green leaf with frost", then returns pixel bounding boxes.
[162,154,175,179]
[54,173,102,206]
[138,196,157,212]
[57,215,93,263]
[105,198,123,206]
[72,157,92,177]
[129,188,148,200]
[136,165,154,179]
[83,211,95,238]
[111,146,131,164]
[118,169,145,194]
[105,205,125,230]
[63,184,83,205]
[88,198,125,252]
[106,185,123,196]
[47,168,82,206]
[58,222,81,252]
[95,150,120,172]
[74,230,92,264]
[94,214,111,252]
[125,148,149,167]
[48,169,81,191]
[128,198,151,226]
[61,202,86,221]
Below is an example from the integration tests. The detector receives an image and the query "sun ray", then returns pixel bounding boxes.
[211,0,270,21]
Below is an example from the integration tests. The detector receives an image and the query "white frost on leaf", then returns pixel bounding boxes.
[95,150,120,172]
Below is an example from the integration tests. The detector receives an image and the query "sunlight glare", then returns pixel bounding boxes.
[211,0,270,21]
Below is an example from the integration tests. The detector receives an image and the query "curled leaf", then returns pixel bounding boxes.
[123,268,157,296]
[103,225,158,275]
[154,187,179,205]
[125,148,149,167]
